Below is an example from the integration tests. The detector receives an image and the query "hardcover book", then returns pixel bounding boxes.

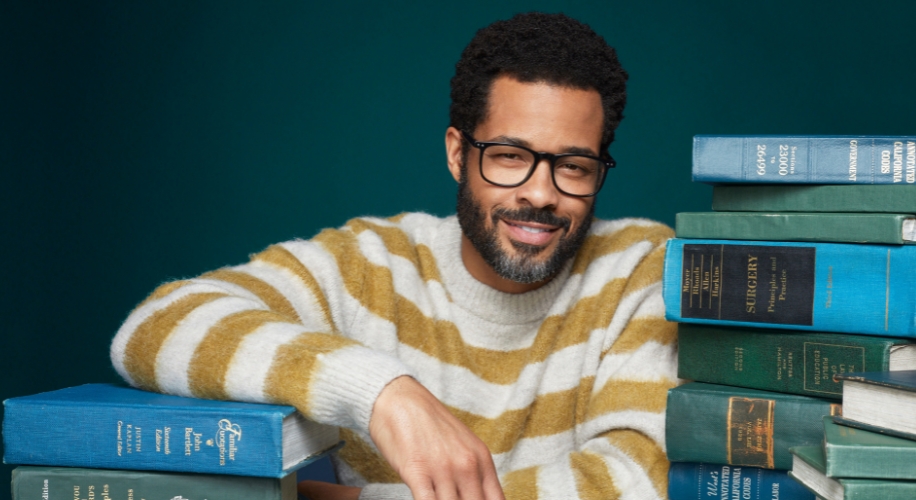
[675,212,916,244]
[832,370,916,441]
[668,462,815,500]
[11,466,298,500]
[711,184,916,213]
[665,382,839,470]
[677,324,916,399]
[789,444,916,500]
[662,238,916,337]
[2,384,340,478]
[693,135,916,184]
[822,416,916,479]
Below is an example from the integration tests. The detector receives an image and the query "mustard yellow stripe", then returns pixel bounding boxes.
[201,269,301,322]
[605,430,668,497]
[187,309,294,400]
[345,218,443,283]
[262,332,357,413]
[337,429,402,483]
[607,317,677,355]
[252,245,335,329]
[619,243,668,296]
[134,280,191,310]
[586,379,674,420]
[123,292,227,391]
[502,466,539,500]
[571,223,672,275]
[571,451,621,500]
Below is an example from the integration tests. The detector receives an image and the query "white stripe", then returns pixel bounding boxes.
[155,296,267,396]
[587,438,664,500]
[595,342,678,390]
[223,322,307,403]
[579,410,667,449]
[493,428,576,472]
[238,260,331,331]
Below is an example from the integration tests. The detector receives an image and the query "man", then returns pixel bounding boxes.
[110,12,677,500]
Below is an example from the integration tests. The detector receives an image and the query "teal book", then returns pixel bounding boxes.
[668,462,815,500]
[677,324,916,399]
[675,212,916,244]
[693,135,916,184]
[790,445,916,500]
[2,384,340,478]
[822,416,916,479]
[662,238,916,337]
[11,466,297,500]
[833,370,916,441]
[711,184,916,213]
[665,382,839,470]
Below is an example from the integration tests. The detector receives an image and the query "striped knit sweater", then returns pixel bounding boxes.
[110,212,678,499]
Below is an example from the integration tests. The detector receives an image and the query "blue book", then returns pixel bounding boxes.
[2,384,340,478]
[693,135,916,184]
[669,462,815,500]
[662,238,916,337]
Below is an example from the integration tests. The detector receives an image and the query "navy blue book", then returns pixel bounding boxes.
[669,462,815,500]
[2,384,340,478]
[693,135,916,184]
[662,238,916,337]
[833,370,916,441]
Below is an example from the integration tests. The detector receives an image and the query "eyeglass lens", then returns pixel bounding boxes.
[481,145,602,196]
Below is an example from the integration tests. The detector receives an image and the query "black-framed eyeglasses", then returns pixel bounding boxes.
[461,131,615,197]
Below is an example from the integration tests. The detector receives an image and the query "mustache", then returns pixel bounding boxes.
[491,206,571,231]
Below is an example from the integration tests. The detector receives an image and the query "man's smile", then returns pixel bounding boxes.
[500,218,563,247]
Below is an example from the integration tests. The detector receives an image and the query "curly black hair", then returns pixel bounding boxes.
[450,12,628,155]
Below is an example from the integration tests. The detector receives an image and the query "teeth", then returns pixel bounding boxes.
[518,225,547,234]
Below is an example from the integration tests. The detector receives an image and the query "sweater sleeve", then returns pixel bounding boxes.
[109,221,416,433]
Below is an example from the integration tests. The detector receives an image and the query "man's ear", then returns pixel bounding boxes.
[444,127,464,183]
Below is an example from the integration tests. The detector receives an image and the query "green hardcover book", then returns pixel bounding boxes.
[665,382,840,470]
[11,466,297,500]
[677,324,916,399]
[789,444,916,500]
[675,212,916,244]
[711,184,916,213]
[822,416,916,479]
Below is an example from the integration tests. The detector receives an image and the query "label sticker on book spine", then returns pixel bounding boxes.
[727,397,776,468]
[680,244,815,325]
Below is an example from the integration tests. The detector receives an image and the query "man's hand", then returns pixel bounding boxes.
[369,376,506,500]
[298,480,361,500]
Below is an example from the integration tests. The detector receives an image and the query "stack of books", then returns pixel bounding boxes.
[2,384,341,499]
[662,135,916,500]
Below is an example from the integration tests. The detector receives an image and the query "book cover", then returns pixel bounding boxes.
[693,135,916,184]
[711,184,916,213]
[662,239,916,337]
[822,416,916,479]
[790,444,916,500]
[2,384,340,478]
[832,370,916,440]
[665,382,839,470]
[668,462,816,500]
[675,212,915,245]
[11,466,298,500]
[677,324,916,399]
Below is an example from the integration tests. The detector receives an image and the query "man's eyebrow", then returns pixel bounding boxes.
[488,135,599,157]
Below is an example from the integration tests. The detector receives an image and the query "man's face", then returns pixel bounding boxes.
[446,76,604,292]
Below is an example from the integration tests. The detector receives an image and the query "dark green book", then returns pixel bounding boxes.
[822,416,916,479]
[11,466,297,500]
[665,382,839,470]
[711,184,916,213]
[790,444,916,500]
[677,324,916,399]
[675,212,916,244]
[833,370,916,440]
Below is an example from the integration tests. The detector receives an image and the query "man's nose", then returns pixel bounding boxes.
[515,159,560,209]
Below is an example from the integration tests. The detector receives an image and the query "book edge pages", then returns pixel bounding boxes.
[790,453,843,500]
[842,381,916,436]
[282,412,341,470]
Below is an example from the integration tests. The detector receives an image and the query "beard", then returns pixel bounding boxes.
[456,164,595,285]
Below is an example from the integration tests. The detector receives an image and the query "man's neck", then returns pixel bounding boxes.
[459,235,552,294]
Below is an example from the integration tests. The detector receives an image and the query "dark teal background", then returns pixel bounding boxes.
[3,1,916,495]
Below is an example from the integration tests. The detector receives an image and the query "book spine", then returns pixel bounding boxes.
[675,212,913,245]
[840,479,916,499]
[11,466,294,500]
[665,383,839,470]
[710,184,916,213]
[693,135,916,184]
[677,324,902,399]
[662,239,916,337]
[668,462,816,500]
[2,399,286,477]
[825,440,916,479]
